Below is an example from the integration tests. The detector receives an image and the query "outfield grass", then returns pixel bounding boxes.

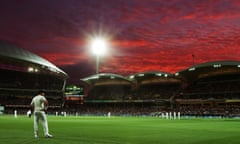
[0,115,240,144]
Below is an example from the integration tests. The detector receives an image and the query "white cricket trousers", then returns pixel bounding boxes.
[34,111,49,136]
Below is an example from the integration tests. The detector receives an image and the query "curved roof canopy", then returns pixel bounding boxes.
[81,73,133,86]
[128,71,182,85]
[176,60,240,82]
[0,41,68,79]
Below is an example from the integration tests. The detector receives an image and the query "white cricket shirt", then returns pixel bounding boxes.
[31,95,47,112]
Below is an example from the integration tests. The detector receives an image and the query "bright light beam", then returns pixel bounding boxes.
[90,37,108,74]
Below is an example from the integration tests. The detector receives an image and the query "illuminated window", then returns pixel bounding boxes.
[28,67,34,72]
[129,75,135,79]
[138,73,144,77]
[213,64,221,68]
[156,73,162,76]
[188,67,196,71]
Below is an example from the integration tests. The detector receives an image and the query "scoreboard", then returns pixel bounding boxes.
[64,85,84,97]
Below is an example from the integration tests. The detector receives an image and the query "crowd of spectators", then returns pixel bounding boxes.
[63,104,156,116]
[135,83,181,100]
[0,69,64,90]
[0,93,62,115]
[179,74,240,99]
[87,85,132,100]
[173,104,240,117]
[86,83,181,101]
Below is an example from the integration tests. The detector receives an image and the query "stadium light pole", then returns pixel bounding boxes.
[90,37,108,74]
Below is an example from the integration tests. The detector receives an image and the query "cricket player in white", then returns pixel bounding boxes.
[30,90,53,138]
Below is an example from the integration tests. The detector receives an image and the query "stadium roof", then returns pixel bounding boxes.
[128,71,172,78]
[80,61,240,88]
[176,60,240,82]
[128,71,182,85]
[0,41,68,79]
[80,73,133,86]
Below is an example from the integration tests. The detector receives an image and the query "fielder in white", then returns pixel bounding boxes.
[30,90,53,138]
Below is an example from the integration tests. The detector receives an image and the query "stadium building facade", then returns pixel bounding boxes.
[77,61,240,117]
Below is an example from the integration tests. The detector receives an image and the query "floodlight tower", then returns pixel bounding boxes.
[90,37,108,74]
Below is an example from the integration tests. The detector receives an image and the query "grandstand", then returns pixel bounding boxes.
[69,73,135,116]
[175,61,240,117]
[77,61,240,117]
[128,71,182,100]
[82,73,133,100]
[0,41,68,114]
[78,72,182,116]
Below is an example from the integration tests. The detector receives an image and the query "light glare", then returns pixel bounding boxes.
[91,38,107,56]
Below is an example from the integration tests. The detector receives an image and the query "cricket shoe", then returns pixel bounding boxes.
[45,134,53,138]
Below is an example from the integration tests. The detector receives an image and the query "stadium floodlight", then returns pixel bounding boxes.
[90,37,108,74]
[91,38,107,56]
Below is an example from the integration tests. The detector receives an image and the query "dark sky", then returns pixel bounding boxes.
[1,0,240,83]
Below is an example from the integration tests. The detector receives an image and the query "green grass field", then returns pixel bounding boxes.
[0,115,240,144]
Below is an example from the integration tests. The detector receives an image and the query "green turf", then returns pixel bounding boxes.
[0,115,240,144]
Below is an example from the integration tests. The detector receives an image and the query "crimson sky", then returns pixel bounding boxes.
[1,0,240,83]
